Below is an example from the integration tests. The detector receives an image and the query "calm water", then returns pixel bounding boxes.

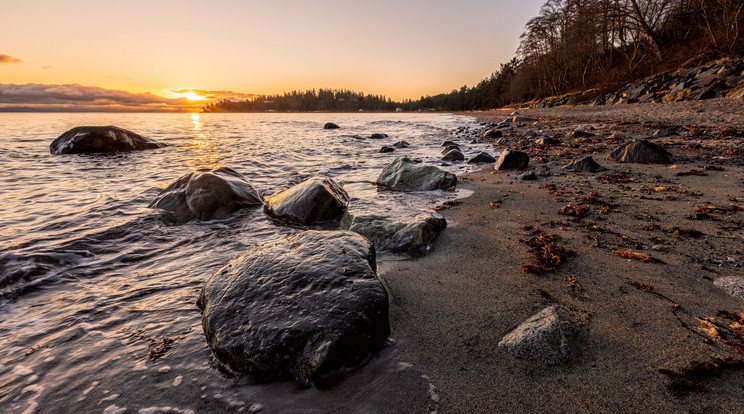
[0,112,483,413]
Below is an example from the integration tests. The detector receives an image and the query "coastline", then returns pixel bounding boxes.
[380,101,744,412]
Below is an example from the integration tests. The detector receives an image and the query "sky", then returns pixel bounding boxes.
[0,0,545,111]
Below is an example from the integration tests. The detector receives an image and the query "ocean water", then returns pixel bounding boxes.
[0,112,484,413]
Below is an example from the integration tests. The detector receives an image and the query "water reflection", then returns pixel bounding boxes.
[188,113,221,170]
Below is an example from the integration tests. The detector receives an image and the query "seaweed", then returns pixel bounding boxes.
[613,249,665,263]
[520,230,576,274]
[559,204,590,218]
[658,357,744,397]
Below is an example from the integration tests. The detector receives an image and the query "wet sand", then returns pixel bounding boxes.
[379,102,744,413]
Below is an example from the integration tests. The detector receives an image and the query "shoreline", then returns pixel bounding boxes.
[380,100,744,412]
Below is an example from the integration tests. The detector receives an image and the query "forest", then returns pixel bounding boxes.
[204,0,743,113]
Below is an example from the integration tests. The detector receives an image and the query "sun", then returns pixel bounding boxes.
[180,92,206,101]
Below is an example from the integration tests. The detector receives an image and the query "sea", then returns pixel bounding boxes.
[0,112,487,413]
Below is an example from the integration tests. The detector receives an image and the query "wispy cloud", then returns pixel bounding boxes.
[0,54,22,64]
[166,88,258,100]
[0,83,205,112]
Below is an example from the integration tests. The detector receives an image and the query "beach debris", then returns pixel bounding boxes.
[264,176,349,225]
[441,149,465,162]
[147,337,175,360]
[559,204,589,218]
[323,122,340,129]
[377,157,457,191]
[609,139,672,164]
[631,281,654,291]
[149,167,264,223]
[198,230,389,385]
[613,249,665,263]
[498,305,578,365]
[494,149,529,170]
[466,152,496,164]
[658,357,744,397]
[50,125,166,155]
[520,230,576,274]
[641,224,661,231]
[675,169,707,176]
[563,156,604,173]
[490,199,502,208]
[600,170,637,183]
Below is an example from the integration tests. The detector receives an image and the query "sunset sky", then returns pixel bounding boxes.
[1,0,545,111]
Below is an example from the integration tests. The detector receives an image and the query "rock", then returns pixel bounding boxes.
[513,116,538,123]
[264,176,349,224]
[149,167,263,222]
[497,305,578,365]
[323,123,340,129]
[571,130,595,138]
[441,140,457,147]
[523,129,537,138]
[484,129,503,139]
[441,144,460,154]
[441,149,464,162]
[609,139,672,164]
[714,277,744,301]
[392,140,410,148]
[341,200,446,255]
[466,152,497,164]
[563,156,604,173]
[494,149,529,171]
[652,127,680,137]
[379,146,395,153]
[198,230,389,384]
[517,171,537,180]
[50,126,166,155]
[536,137,561,146]
[370,133,388,139]
[376,157,457,191]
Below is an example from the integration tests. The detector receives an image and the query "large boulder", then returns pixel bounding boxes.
[609,139,672,164]
[50,126,166,154]
[198,230,389,384]
[376,157,457,191]
[149,167,263,222]
[494,149,529,170]
[498,305,578,365]
[341,200,446,255]
[264,176,349,224]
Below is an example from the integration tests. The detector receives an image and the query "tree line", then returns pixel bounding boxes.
[202,89,398,113]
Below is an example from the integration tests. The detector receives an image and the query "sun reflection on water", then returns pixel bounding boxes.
[188,113,222,170]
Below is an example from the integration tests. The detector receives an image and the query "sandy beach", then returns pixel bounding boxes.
[379,99,744,413]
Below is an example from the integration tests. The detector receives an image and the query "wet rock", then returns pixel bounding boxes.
[341,200,446,255]
[441,140,457,147]
[392,140,410,148]
[494,149,529,170]
[498,305,578,365]
[513,116,538,123]
[377,157,457,191]
[379,146,395,153]
[652,127,680,138]
[441,149,464,162]
[517,171,537,180]
[466,152,497,164]
[149,167,263,222]
[714,277,744,301]
[50,126,166,155]
[323,123,341,129]
[523,129,537,138]
[198,230,389,385]
[536,137,561,146]
[609,139,672,164]
[563,156,604,173]
[264,176,349,224]
[571,130,595,138]
[484,129,503,139]
[441,144,460,154]
[370,133,388,139]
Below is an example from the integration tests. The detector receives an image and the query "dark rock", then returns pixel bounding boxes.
[536,137,561,146]
[379,146,395,153]
[392,140,410,148]
[563,156,604,173]
[323,123,341,129]
[370,133,388,139]
[517,171,537,181]
[523,129,537,138]
[494,149,529,171]
[652,127,680,137]
[149,167,263,222]
[484,129,503,139]
[441,149,464,162]
[198,230,389,384]
[609,139,672,164]
[440,140,457,147]
[466,152,497,164]
[50,126,166,155]
[513,116,538,123]
[377,157,457,191]
[264,176,349,224]
[498,305,578,365]
[441,144,460,154]
[571,130,594,138]
[341,200,446,255]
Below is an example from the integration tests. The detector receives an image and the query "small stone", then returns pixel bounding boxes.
[517,171,537,180]
[498,305,578,365]
[323,123,340,129]
[494,149,529,171]
[441,149,464,162]
[484,129,503,139]
[379,146,395,153]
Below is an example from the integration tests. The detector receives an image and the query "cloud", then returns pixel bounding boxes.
[0,54,22,64]
[0,83,205,112]
[166,88,258,100]
[42,65,51,70]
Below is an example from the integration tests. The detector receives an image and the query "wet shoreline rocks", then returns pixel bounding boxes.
[264,176,350,225]
[50,125,166,154]
[377,157,457,191]
[198,230,389,385]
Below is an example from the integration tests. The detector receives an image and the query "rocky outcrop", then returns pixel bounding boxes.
[376,157,457,191]
[494,149,529,170]
[609,140,672,164]
[50,126,166,154]
[264,176,349,224]
[198,230,389,385]
[498,305,578,365]
[467,152,497,164]
[564,156,604,173]
[323,123,341,129]
[148,167,263,222]
[341,200,446,255]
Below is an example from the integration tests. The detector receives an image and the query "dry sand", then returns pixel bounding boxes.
[379,100,744,413]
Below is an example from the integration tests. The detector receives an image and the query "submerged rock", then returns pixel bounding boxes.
[323,122,341,129]
[198,230,389,385]
[379,146,395,153]
[441,149,464,162]
[149,167,263,222]
[494,149,529,170]
[609,139,672,164]
[441,144,460,154]
[50,126,166,154]
[370,133,388,139]
[498,305,578,365]
[563,156,604,173]
[376,157,457,191]
[467,152,497,164]
[392,140,410,148]
[341,200,446,255]
[264,176,349,224]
